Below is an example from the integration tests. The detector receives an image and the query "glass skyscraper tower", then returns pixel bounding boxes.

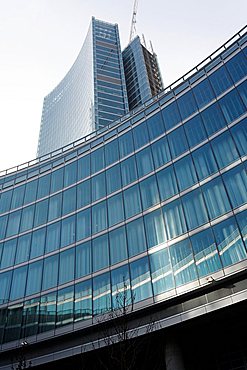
[37,17,129,157]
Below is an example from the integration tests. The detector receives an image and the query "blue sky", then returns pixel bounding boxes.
[0,0,246,171]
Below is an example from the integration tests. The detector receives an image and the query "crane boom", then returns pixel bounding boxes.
[129,0,139,44]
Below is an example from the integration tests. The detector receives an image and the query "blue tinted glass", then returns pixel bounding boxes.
[184,115,207,148]
[157,165,178,201]
[15,234,31,264]
[24,180,38,205]
[92,173,106,202]
[162,199,187,240]
[34,199,48,227]
[111,265,131,309]
[59,248,75,285]
[106,164,121,194]
[1,239,16,269]
[92,234,109,272]
[75,280,92,321]
[92,200,107,234]
[42,255,58,290]
[39,292,56,333]
[10,265,27,300]
[136,147,154,177]
[0,215,8,239]
[78,155,90,180]
[121,156,137,186]
[225,51,247,83]
[126,217,147,257]
[0,271,12,304]
[146,112,165,140]
[6,210,21,237]
[168,126,189,159]
[118,131,134,158]
[76,241,91,278]
[26,260,43,296]
[30,228,46,259]
[211,131,239,169]
[37,174,51,199]
[202,177,231,220]
[46,221,60,253]
[150,248,174,295]
[193,78,215,109]
[130,257,152,302]
[209,65,232,96]
[11,185,25,209]
[170,239,197,286]
[177,90,198,120]
[182,189,208,230]
[123,184,142,219]
[190,228,222,277]
[77,180,91,208]
[161,101,181,131]
[201,102,226,136]
[236,210,247,248]
[140,175,160,210]
[223,164,247,208]
[109,226,128,265]
[213,217,247,267]
[144,209,166,249]
[64,161,77,187]
[93,272,111,315]
[133,121,149,150]
[105,139,119,166]
[20,205,35,232]
[51,168,64,193]
[48,193,62,221]
[151,136,171,169]
[174,155,198,191]
[192,143,218,181]
[219,89,245,124]
[61,215,75,247]
[108,193,124,227]
[0,190,12,213]
[56,286,74,327]
[237,80,247,108]
[76,208,91,241]
[91,147,105,174]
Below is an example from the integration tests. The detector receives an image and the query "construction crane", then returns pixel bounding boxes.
[129,0,139,44]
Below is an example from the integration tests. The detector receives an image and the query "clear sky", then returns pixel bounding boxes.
[0,0,246,172]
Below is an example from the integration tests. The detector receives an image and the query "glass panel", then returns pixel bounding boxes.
[202,177,231,220]
[6,210,21,237]
[93,272,111,315]
[230,118,247,157]
[20,204,35,232]
[225,51,247,83]
[15,234,31,264]
[76,208,91,241]
[184,115,207,148]
[209,65,232,96]
[182,189,209,230]
[92,200,107,234]
[10,265,27,300]
[92,173,106,201]
[92,234,109,272]
[133,121,149,150]
[140,175,160,210]
[51,168,64,193]
[78,154,90,180]
[48,193,62,221]
[11,185,25,209]
[26,260,43,296]
[237,80,247,108]
[213,217,247,267]
[219,89,245,124]
[0,190,12,213]
[170,239,197,286]
[61,215,76,247]
[39,292,56,333]
[42,254,59,290]
[130,257,152,302]
[106,164,121,194]
[37,174,51,199]
[91,147,105,174]
[21,298,39,338]
[108,193,124,227]
[1,239,17,269]
[24,180,38,205]
[174,155,198,192]
[109,226,128,265]
[151,136,171,169]
[146,112,165,140]
[123,184,141,219]
[76,241,91,278]
[223,164,247,208]
[150,248,174,295]
[136,147,154,177]
[162,199,187,240]
[75,280,92,321]
[62,187,76,215]
[64,161,77,187]
[56,286,74,327]
[161,101,181,131]
[144,209,166,249]
[157,165,178,201]
[0,215,8,240]
[121,156,137,186]
[190,228,222,277]
[177,90,198,120]
[4,304,23,343]
[46,221,60,253]
[211,131,239,169]
[59,248,75,285]
[193,78,215,109]
[34,199,48,227]
[236,210,247,248]
[192,143,218,181]
[118,131,134,158]
[126,217,147,257]
[0,271,12,304]
[30,228,46,259]
[111,265,131,309]
[77,180,91,208]
[168,126,189,159]
[201,102,226,136]
[105,139,119,166]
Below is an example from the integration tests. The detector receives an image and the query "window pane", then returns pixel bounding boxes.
[1,239,17,269]
[211,131,239,169]
[76,208,91,241]
[144,209,166,249]
[39,292,56,333]
[147,112,165,140]
[11,185,25,209]
[136,147,154,177]
[59,248,75,285]
[91,147,105,174]
[30,228,46,259]
[202,177,231,220]
[133,121,149,150]
[108,193,124,227]
[236,210,247,248]
[157,166,178,201]
[174,155,197,192]
[10,265,27,300]
[15,234,31,264]
[121,156,137,186]
[150,248,174,295]
[223,164,247,208]
[77,180,91,208]
[92,201,107,234]
[177,90,198,120]
[111,265,131,309]
[151,136,171,169]
[56,286,74,327]
[92,234,109,272]
[75,280,92,321]
[126,217,147,257]
[130,257,152,302]
[0,190,12,213]
[76,241,91,278]
[0,215,8,240]
[168,126,189,158]
[219,89,245,124]
[46,221,60,253]
[51,168,64,193]
[34,199,48,227]
[106,164,121,194]
[192,143,218,181]
[201,102,226,136]
[161,101,181,131]
[20,205,35,232]
[105,139,119,166]
[78,155,90,180]
[140,175,160,210]
[225,51,247,83]
[182,189,208,230]
[48,193,62,221]
[184,115,207,148]
[0,271,12,304]
[92,173,106,202]
[237,80,247,108]
[93,272,111,315]
[162,199,187,240]
[42,255,58,290]
[61,215,75,247]
[230,119,247,157]
[118,131,134,158]
[193,78,215,109]
[24,180,38,205]
[26,260,43,296]
[37,174,51,199]
[62,187,76,215]
[109,226,128,265]
[6,210,21,237]
[209,65,232,96]
[123,184,141,219]
[64,161,77,187]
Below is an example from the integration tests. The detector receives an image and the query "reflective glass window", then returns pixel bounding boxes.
[78,155,90,180]
[144,209,166,249]
[15,234,31,264]
[76,208,91,241]
[48,193,62,221]
[62,187,76,215]
[168,126,189,159]
[170,239,197,286]
[123,184,142,219]
[230,119,247,157]
[202,177,231,220]
[61,215,75,247]
[56,286,74,327]
[225,51,247,83]
[30,227,46,259]
[236,210,247,249]
[24,180,38,205]
[209,65,232,96]
[161,101,181,131]
[151,136,171,169]
[105,139,119,166]
[92,200,107,234]
[108,193,124,227]
[0,190,12,213]
[174,155,198,192]
[91,147,105,174]
[11,185,25,209]
[42,254,59,290]
[20,204,35,232]
[109,226,128,265]
[182,189,208,230]
[21,298,39,338]
[177,90,198,120]
[37,174,51,199]
[26,260,43,296]
[162,199,187,240]
[1,239,16,269]
[93,272,111,315]
[184,115,207,148]
[193,78,215,109]
[121,156,137,186]
[190,228,222,277]
[213,217,247,267]
[34,199,48,227]
[140,175,160,210]
[106,164,121,194]
[111,265,131,309]
[4,304,22,342]
[0,215,7,240]
[77,180,91,208]
[201,102,226,136]
[46,221,60,253]
[126,217,147,257]
[92,234,109,272]
[76,241,91,278]
[75,280,92,321]
[10,265,27,300]
[64,161,77,187]
[130,257,152,302]
[136,147,154,177]
[51,168,64,193]
[237,80,247,108]
[150,248,174,295]
[39,292,56,333]
[59,248,75,285]
[0,271,12,304]
[192,143,218,181]
[157,166,178,201]
[133,121,149,150]
[92,173,106,202]
[223,164,247,208]
[147,112,165,140]
[6,210,21,237]
[219,89,245,124]
[118,131,134,158]
[211,131,239,169]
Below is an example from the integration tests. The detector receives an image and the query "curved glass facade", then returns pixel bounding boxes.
[0,30,246,347]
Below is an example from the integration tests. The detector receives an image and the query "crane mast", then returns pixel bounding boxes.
[129,0,139,44]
